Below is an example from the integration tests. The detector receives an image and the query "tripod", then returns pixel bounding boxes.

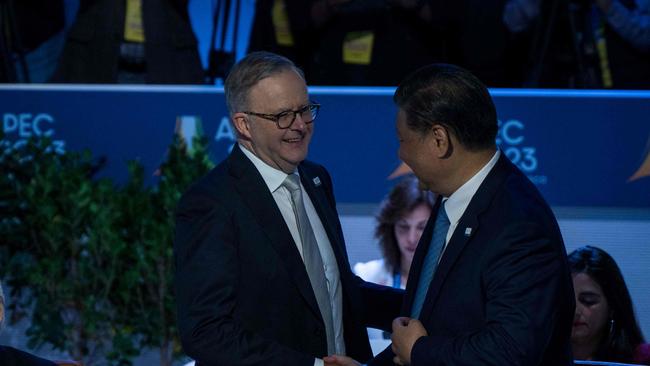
[206,0,241,84]
[0,0,30,82]
[525,0,601,88]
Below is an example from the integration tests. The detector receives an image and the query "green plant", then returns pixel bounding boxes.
[0,132,213,366]
[113,135,212,366]
[0,136,132,365]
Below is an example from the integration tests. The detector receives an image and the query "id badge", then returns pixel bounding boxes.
[342,31,374,65]
[124,0,145,42]
[273,0,294,46]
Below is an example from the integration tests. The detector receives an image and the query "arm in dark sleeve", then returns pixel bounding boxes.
[410,222,572,365]
[359,277,404,332]
[605,0,650,52]
[174,190,314,366]
[316,165,405,332]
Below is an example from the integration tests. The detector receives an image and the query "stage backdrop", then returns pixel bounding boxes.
[2,85,650,353]
[1,85,649,207]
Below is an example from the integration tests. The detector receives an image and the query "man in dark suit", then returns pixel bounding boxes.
[326,64,574,366]
[52,0,203,84]
[0,280,57,366]
[174,51,402,366]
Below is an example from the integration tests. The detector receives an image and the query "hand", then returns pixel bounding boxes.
[391,317,427,365]
[323,354,361,366]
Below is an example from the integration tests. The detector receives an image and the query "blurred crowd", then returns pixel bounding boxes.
[0,0,648,87]
[251,0,650,88]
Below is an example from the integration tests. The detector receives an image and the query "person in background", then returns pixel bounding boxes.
[569,245,650,364]
[354,175,433,343]
[51,0,203,84]
[354,175,434,290]
[594,0,650,52]
[0,279,56,366]
[0,0,66,83]
[503,0,650,88]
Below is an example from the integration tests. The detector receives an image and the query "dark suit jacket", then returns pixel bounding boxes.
[174,145,402,366]
[372,154,575,366]
[0,345,56,366]
[52,0,203,83]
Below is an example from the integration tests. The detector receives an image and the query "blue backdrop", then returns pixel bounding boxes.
[2,85,649,207]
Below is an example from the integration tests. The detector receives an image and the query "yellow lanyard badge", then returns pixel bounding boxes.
[272,0,294,46]
[125,0,145,43]
[342,31,374,65]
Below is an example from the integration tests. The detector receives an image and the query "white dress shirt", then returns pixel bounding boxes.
[240,145,344,365]
[441,150,501,253]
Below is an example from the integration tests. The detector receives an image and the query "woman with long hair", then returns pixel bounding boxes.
[354,175,435,289]
[569,245,650,364]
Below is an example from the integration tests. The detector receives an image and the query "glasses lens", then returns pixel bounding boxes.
[276,104,319,128]
[306,104,319,122]
[277,111,295,129]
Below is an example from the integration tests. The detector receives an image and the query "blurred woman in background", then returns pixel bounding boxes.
[354,175,434,289]
[569,245,650,364]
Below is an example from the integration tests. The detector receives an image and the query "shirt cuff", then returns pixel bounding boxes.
[315,358,324,366]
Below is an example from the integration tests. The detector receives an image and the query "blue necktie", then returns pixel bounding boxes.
[411,201,450,319]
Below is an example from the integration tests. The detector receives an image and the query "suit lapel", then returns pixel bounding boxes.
[299,166,347,268]
[227,145,322,320]
[413,154,514,323]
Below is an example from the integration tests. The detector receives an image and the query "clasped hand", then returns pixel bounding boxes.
[323,316,427,366]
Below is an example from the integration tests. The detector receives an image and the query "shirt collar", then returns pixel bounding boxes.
[239,143,296,193]
[443,150,500,226]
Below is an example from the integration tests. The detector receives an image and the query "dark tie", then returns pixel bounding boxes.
[411,201,450,319]
[282,174,336,355]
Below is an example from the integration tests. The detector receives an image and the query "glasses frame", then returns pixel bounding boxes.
[243,102,320,129]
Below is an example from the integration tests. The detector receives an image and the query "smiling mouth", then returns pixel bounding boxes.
[284,134,304,144]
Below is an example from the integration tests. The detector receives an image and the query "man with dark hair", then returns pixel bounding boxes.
[326,64,574,366]
[174,51,401,366]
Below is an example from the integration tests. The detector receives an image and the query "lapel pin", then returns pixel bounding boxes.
[313,177,321,187]
[464,227,472,236]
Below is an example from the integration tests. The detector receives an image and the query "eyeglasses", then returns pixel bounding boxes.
[243,103,320,129]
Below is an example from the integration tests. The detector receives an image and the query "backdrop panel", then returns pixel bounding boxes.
[1,85,649,207]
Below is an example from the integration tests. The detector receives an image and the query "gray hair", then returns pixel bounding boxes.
[224,51,305,115]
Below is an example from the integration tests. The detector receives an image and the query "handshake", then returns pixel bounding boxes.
[324,317,427,366]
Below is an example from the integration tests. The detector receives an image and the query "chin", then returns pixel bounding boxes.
[571,329,589,340]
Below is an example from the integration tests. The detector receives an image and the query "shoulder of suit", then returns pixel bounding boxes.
[177,162,232,210]
[0,346,57,366]
[300,159,328,175]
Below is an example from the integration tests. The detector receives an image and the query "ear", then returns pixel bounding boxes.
[431,124,452,158]
[232,112,251,139]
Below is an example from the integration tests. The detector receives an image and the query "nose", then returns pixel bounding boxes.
[290,113,307,130]
[574,302,584,321]
[408,228,420,244]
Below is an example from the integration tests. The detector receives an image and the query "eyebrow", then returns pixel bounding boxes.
[578,291,601,297]
[272,103,311,115]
